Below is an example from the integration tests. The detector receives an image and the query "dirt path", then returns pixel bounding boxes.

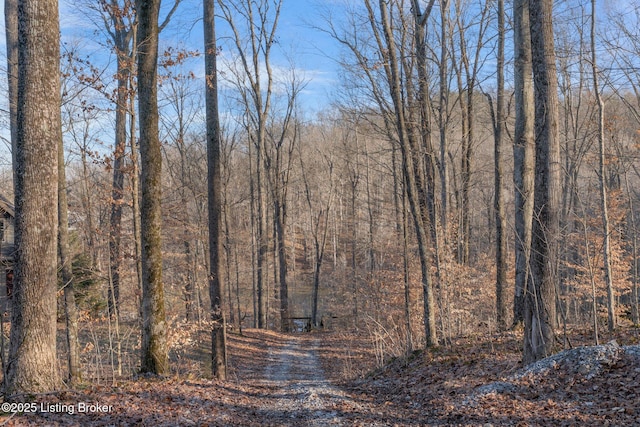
[252,336,359,426]
[5,328,639,426]
[3,329,403,426]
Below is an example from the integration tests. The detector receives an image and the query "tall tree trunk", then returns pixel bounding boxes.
[410,0,441,345]
[373,0,437,346]
[4,0,17,186]
[623,172,640,326]
[494,0,508,331]
[513,0,535,328]
[275,197,289,332]
[453,30,470,266]
[310,240,322,328]
[272,119,298,333]
[309,207,331,328]
[223,191,234,327]
[591,0,616,332]
[171,92,196,323]
[58,129,81,384]
[349,130,360,326]
[108,30,132,318]
[256,138,268,328]
[414,19,441,300]
[204,0,227,380]
[363,138,376,272]
[94,0,137,319]
[300,150,334,328]
[182,191,195,322]
[5,0,61,395]
[438,0,450,240]
[402,174,414,353]
[129,65,143,306]
[524,0,561,364]
[108,85,126,318]
[136,0,168,375]
[248,140,258,327]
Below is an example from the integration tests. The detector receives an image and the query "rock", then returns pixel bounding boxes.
[515,340,622,381]
[623,345,640,361]
[461,382,519,407]
[461,340,629,408]
[474,381,518,396]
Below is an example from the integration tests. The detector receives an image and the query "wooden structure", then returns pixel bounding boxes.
[0,192,15,300]
[288,317,312,333]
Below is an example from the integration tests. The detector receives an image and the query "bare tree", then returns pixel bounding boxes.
[159,63,201,323]
[102,0,136,317]
[437,0,451,240]
[324,0,439,345]
[136,0,168,375]
[556,3,594,329]
[299,140,335,328]
[61,91,103,266]
[590,0,616,332]
[4,0,17,185]
[4,0,62,394]
[80,0,180,316]
[512,0,535,328]
[450,0,491,265]
[486,0,508,330]
[267,109,301,332]
[58,129,81,384]
[524,0,561,363]
[373,0,438,346]
[69,0,139,316]
[605,2,640,327]
[217,0,282,329]
[205,0,226,380]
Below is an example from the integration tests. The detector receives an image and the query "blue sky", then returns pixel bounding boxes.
[0,0,344,112]
[145,0,344,113]
[1,0,632,150]
[0,0,349,168]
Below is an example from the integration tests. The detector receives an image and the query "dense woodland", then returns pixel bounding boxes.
[1,0,640,415]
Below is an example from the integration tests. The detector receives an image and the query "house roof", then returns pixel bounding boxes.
[0,193,15,218]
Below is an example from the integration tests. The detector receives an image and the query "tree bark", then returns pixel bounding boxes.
[128,64,143,307]
[256,137,268,329]
[204,0,227,380]
[524,0,561,364]
[438,0,450,239]
[268,93,298,334]
[494,0,509,331]
[107,6,134,318]
[58,128,81,384]
[136,0,168,375]
[591,0,616,332]
[274,197,289,332]
[5,0,62,395]
[4,0,17,186]
[513,0,535,328]
[375,0,438,346]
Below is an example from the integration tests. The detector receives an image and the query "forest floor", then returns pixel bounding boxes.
[2,325,640,426]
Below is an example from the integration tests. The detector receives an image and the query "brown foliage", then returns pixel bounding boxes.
[3,327,640,425]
